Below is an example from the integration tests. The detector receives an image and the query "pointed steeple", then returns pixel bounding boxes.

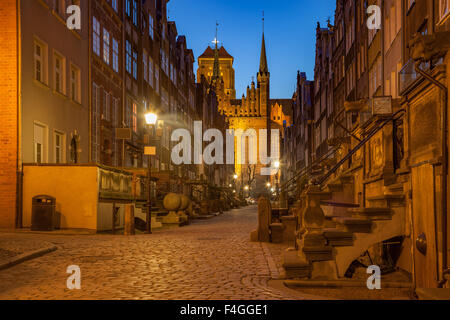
[212,22,220,82]
[259,33,268,73]
[259,12,268,74]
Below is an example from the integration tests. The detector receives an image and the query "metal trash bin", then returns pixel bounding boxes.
[31,195,56,231]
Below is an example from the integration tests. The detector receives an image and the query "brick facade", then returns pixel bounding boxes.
[0,0,18,228]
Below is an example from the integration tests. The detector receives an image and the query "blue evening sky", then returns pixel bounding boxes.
[168,0,336,99]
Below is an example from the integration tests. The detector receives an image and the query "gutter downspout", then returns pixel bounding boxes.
[414,61,449,287]
[16,0,23,229]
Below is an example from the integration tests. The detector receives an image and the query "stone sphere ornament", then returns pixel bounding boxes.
[163,193,181,211]
[179,195,191,211]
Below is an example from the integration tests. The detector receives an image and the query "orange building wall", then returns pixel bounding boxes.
[0,0,18,228]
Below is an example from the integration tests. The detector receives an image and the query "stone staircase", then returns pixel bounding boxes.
[283,173,406,280]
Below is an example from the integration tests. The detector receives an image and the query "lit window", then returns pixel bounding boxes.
[125,0,131,16]
[149,14,154,39]
[155,66,160,94]
[103,29,110,65]
[149,56,154,87]
[132,0,138,26]
[126,41,132,74]
[111,0,118,12]
[143,50,148,82]
[132,102,138,132]
[113,38,119,73]
[133,50,138,80]
[93,17,100,56]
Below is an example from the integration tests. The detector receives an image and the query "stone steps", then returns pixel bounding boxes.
[282,250,311,279]
[303,246,333,262]
[349,207,393,220]
[323,228,354,246]
[333,217,373,233]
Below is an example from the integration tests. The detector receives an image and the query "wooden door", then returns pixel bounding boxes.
[412,164,438,288]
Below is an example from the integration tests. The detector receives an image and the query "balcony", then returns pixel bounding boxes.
[399,58,429,94]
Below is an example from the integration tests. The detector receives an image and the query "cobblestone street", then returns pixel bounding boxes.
[0,206,308,300]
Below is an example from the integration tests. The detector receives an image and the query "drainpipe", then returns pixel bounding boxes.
[16,0,23,228]
[415,61,449,287]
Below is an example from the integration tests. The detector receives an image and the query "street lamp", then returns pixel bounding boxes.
[145,112,158,234]
[266,182,271,188]
[233,174,238,180]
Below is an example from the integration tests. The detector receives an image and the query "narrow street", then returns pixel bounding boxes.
[0,206,303,300]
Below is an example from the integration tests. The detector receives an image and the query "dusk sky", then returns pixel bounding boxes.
[168,0,336,99]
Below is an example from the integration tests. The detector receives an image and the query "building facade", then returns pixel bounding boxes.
[198,33,292,196]
[282,0,450,289]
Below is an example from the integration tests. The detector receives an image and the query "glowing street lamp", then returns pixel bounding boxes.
[144,112,158,234]
[274,161,280,169]
[145,112,158,125]
[266,182,271,188]
[233,174,238,180]
[244,185,249,191]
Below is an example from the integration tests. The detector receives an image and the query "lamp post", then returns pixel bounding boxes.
[274,161,281,200]
[145,112,158,234]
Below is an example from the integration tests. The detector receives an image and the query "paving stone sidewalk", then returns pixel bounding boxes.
[0,235,56,268]
[0,206,311,300]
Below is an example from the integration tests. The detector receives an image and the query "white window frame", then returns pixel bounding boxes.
[34,122,48,164]
[34,38,48,84]
[53,51,66,95]
[53,130,66,164]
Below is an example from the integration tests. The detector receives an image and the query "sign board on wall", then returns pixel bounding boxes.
[144,146,156,156]
[372,96,392,115]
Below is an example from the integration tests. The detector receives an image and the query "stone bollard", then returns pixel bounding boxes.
[250,195,271,242]
[124,204,135,235]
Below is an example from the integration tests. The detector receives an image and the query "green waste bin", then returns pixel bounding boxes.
[31,195,56,231]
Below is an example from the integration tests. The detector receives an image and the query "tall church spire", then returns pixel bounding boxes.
[259,13,268,74]
[212,21,220,82]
